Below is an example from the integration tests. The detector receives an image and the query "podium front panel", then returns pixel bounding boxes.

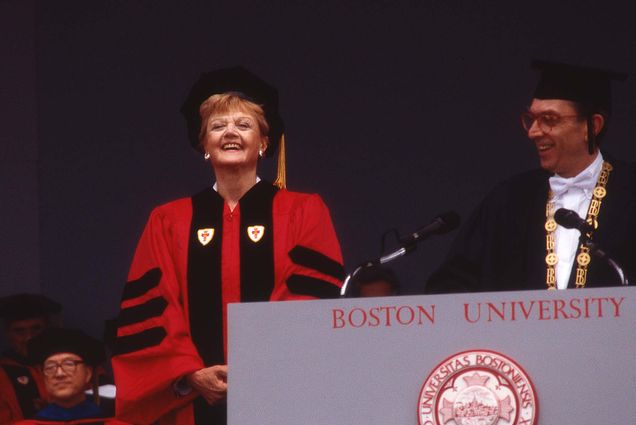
[228,286,635,424]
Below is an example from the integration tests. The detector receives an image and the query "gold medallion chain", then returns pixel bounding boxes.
[544,161,612,289]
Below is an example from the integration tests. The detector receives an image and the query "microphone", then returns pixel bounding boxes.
[340,211,461,297]
[554,208,594,234]
[554,208,629,286]
[399,211,461,246]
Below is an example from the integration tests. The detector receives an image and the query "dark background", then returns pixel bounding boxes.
[2,0,636,342]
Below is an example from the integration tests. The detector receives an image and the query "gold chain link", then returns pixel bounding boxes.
[545,161,612,289]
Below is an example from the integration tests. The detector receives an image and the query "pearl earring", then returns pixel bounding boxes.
[204,152,210,160]
[259,150,264,158]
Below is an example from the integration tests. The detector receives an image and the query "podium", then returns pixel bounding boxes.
[228,286,635,424]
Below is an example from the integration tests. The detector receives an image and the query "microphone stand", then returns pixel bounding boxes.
[579,235,629,286]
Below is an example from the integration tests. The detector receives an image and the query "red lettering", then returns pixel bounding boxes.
[591,297,604,317]
[418,305,435,324]
[332,309,345,328]
[420,388,435,409]
[609,297,624,317]
[569,298,582,319]
[454,358,466,370]
[477,354,494,366]
[518,382,533,407]
[487,302,506,321]
[518,300,535,319]
[397,306,414,325]
[464,303,481,323]
[348,308,367,327]
[491,357,501,369]
[383,306,396,326]
[584,297,591,318]
[333,305,438,329]
[553,299,568,319]
[368,307,381,327]
[538,300,551,320]
[438,364,450,379]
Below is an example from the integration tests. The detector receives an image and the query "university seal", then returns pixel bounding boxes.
[418,349,537,425]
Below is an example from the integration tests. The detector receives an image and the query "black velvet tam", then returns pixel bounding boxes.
[28,327,105,366]
[180,66,284,156]
[0,293,62,324]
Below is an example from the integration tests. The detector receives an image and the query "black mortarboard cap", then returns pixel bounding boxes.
[180,66,285,157]
[532,60,628,113]
[0,293,62,323]
[28,327,105,367]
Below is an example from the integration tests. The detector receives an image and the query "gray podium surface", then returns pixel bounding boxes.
[228,286,635,425]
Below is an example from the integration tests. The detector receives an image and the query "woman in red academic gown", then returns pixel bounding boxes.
[111,67,345,425]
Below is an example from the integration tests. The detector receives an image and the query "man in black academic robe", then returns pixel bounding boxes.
[426,61,635,293]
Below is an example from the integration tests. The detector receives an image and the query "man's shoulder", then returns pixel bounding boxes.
[481,168,549,205]
[495,168,549,190]
[606,155,636,178]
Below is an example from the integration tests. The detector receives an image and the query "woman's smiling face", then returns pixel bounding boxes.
[203,109,268,170]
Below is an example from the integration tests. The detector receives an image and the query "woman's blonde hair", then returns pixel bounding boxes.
[198,93,270,149]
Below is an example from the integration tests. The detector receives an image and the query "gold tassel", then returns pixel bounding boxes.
[273,133,286,189]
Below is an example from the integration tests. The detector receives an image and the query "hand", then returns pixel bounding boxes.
[186,364,228,405]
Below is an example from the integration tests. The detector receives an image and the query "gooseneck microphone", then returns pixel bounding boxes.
[554,208,594,234]
[399,211,461,247]
[340,212,461,297]
[554,208,629,286]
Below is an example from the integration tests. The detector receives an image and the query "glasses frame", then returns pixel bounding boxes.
[42,359,85,376]
[521,112,583,134]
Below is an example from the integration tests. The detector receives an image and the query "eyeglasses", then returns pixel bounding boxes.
[42,360,85,376]
[521,112,582,133]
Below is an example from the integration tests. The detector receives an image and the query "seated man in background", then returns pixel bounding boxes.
[351,266,400,297]
[0,294,62,424]
[15,328,128,425]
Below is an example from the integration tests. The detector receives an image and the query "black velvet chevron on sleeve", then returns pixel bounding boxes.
[117,297,168,328]
[112,327,167,356]
[286,274,341,299]
[288,245,345,281]
[116,268,168,355]
[121,268,162,301]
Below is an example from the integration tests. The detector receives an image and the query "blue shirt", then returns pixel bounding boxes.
[35,399,104,421]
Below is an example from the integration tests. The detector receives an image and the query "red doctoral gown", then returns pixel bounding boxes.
[112,182,344,424]
[15,419,129,425]
[0,355,47,424]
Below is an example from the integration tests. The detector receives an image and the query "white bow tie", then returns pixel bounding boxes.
[549,172,596,198]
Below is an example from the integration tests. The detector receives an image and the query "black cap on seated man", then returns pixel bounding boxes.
[426,60,634,293]
[1,294,62,362]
